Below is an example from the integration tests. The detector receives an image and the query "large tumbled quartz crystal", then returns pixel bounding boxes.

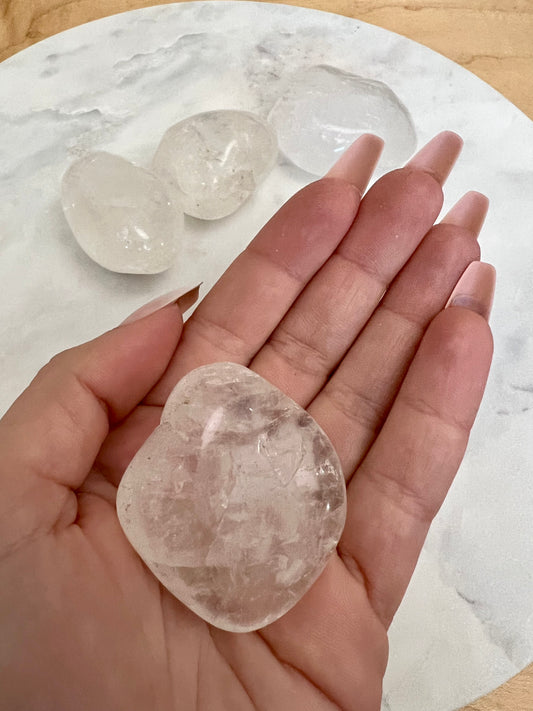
[117,362,346,632]
[152,110,278,220]
[268,64,417,175]
[61,152,183,273]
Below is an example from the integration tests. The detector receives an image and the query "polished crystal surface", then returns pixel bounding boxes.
[268,64,417,175]
[117,362,346,632]
[61,151,183,274]
[152,110,278,220]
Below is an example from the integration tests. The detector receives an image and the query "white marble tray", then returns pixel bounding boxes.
[0,3,532,709]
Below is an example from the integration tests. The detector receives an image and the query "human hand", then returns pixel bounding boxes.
[0,132,494,711]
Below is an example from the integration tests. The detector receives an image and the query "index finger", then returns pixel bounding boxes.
[146,134,383,403]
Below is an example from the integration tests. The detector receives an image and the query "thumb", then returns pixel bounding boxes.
[0,289,196,554]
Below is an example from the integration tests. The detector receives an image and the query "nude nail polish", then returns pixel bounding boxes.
[441,191,489,236]
[121,284,201,325]
[407,131,463,185]
[446,262,496,320]
[326,133,384,193]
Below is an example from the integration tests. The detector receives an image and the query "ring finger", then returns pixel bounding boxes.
[308,190,487,477]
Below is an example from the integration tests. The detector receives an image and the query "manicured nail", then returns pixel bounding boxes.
[406,131,463,185]
[441,191,489,237]
[446,262,496,320]
[326,133,385,193]
[121,284,201,325]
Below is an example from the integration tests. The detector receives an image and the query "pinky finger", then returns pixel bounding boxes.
[338,262,496,628]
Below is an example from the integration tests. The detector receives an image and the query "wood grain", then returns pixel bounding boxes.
[464,663,533,710]
[0,1,532,709]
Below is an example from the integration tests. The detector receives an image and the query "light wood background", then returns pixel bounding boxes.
[1,1,532,709]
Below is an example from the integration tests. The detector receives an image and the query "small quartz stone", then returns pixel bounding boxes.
[268,64,417,175]
[152,110,278,220]
[117,362,346,632]
[61,151,183,274]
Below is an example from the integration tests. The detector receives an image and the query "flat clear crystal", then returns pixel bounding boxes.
[117,362,346,632]
[152,110,278,220]
[268,64,417,175]
[61,151,183,274]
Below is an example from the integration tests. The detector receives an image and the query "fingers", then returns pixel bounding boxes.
[121,283,201,325]
[0,305,183,550]
[325,132,385,185]
[147,135,383,403]
[337,269,495,628]
[406,130,462,184]
[95,405,163,488]
[308,191,487,472]
[446,259,496,319]
[440,189,489,232]
[250,132,463,405]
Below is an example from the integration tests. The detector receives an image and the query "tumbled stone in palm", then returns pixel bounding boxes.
[117,362,346,632]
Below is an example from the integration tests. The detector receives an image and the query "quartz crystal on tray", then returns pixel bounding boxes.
[117,363,346,632]
[268,64,417,175]
[61,152,183,274]
[152,110,278,220]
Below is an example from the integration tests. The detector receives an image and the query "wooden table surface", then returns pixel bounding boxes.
[1,1,532,709]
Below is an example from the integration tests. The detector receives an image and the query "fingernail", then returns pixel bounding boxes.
[406,131,463,185]
[441,191,489,237]
[446,262,496,320]
[326,133,385,193]
[121,284,201,325]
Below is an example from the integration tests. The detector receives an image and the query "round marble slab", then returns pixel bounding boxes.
[0,3,532,709]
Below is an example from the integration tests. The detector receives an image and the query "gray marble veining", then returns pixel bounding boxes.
[0,3,532,709]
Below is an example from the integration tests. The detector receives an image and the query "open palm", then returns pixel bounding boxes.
[0,133,494,711]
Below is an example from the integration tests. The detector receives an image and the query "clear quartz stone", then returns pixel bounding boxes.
[268,64,417,175]
[152,110,278,220]
[117,362,346,632]
[61,151,183,274]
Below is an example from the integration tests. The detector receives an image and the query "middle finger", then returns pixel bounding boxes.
[251,131,463,404]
